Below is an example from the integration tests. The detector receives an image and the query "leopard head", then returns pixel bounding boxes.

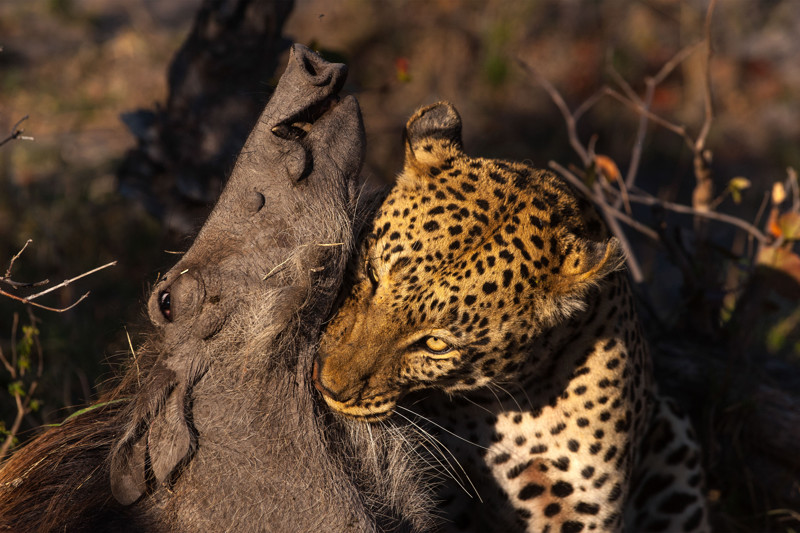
[313,102,623,421]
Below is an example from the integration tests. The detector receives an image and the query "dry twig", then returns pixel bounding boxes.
[0,116,34,149]
[0,240,117,312]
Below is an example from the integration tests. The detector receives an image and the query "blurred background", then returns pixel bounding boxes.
[1,0,798,529]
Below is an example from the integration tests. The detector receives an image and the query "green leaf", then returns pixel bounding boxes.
[8,380,25,397]
[727,176,751,204]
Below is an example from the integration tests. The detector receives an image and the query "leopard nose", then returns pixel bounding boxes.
[312,356,350,403]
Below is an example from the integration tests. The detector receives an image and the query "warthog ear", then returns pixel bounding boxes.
[110,358,206,505]
[403,101,463,166]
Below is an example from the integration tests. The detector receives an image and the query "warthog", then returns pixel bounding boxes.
[0,45,432,533]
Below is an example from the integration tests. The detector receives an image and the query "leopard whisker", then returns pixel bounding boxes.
[402,423,467,496]
[396,405,489,451]
[488,382,525,414]
[390,423,453,492]
[459,395,496,417]
[393,409,482,502]
[392,411,464,484]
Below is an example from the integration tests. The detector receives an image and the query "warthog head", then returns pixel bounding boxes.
[0,45,431,533]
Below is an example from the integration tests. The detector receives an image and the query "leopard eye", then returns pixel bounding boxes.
[423,336,451,355]
[367,262,380,287]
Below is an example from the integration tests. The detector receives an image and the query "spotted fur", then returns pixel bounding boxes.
[314,102,709,532]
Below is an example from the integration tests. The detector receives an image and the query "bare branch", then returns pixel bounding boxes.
[4,239,31,279]
[650,42,703,87]
[548,161,655,283]
[695,0,717,154]
[0,115,34,148]
[623,82,652,192]
[24,261,117,301]
[2,240,50,289]
[0,243,115,311]
[787,167,799,213]
[0,343,13,375]
[0,395,25,462]
[518,60,590,166]
[0,288,91,313]
[606,61,641,105]
[549,162,658,239]
[572,89,606,122]
[603,88,695,150]
[624,192,770,244]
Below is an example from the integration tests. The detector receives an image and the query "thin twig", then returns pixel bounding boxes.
[549,161,649,283]
[695,0,717,155]
[0,259,116,312]
[651,42,703,87]
[623,192,769,244]
[0,288,91,312]
[549,161,659,241]
[787,167,799,213]
[749,191,771,258]
[0,115,34,148]
[0,397,24,461]
[0,344,13,375]
[596,186,645,283]
[572,89,606,122]
[1,240,50,289]
[607,43,701,193]
[518,60,590,165]
[603,88,695,150]
[5,239,32,279]
[23,261,117,301]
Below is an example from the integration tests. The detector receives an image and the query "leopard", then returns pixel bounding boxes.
[313,102,710,533]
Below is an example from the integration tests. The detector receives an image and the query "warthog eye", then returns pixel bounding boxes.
[159,290,172,321]
[422,336,452,356]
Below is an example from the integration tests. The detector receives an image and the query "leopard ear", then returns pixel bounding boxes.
[551,237,624,293]
[403,101,463,165]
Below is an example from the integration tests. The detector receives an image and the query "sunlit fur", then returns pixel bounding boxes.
[316,102,709,532]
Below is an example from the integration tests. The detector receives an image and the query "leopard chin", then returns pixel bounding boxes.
[320,394,395,422]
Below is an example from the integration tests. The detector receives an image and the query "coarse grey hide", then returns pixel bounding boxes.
[0,44,432,533]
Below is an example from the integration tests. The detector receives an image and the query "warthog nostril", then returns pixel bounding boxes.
[302,54,317,77]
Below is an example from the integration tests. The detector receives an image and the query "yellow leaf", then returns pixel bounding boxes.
[772,182,787,204]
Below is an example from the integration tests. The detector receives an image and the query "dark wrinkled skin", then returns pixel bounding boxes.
[0,45,430,533]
